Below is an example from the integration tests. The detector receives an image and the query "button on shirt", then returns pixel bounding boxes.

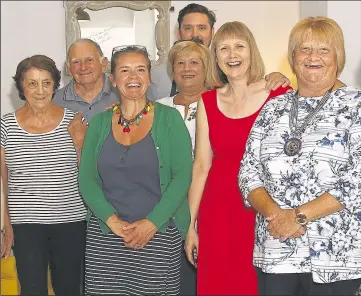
[239,86,361,284]
[53,74,119,122]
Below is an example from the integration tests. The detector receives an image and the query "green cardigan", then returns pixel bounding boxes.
[78,103,193,238]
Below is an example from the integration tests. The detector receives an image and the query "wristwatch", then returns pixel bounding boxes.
[295,208,308,226]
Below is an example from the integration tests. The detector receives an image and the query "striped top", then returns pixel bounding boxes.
[1,108,87,224]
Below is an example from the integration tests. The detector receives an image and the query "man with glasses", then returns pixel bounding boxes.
[147,3,216,101]
[53,38,119,122]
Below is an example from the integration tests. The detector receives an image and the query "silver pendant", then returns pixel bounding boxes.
[284,137,302,156]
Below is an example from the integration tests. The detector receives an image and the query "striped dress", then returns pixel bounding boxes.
[1,108,87,224]
[86,216,182,295]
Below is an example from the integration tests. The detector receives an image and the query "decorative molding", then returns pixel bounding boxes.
[64,1,170,74]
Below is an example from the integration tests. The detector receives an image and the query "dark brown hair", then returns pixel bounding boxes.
[177,3,216,29]
[13,55,61,101]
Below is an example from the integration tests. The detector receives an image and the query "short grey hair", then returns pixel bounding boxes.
[66,38,104,65]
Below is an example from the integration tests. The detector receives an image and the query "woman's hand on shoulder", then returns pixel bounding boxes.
[68,113,88,151]
[264,72,290,92]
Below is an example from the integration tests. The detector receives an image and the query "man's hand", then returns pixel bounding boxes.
[265,72,290,92]
[68,113,88,151]
[104,103,118,111]
[123,219,157,249]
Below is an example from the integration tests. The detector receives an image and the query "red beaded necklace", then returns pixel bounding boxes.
[113,100,152,133]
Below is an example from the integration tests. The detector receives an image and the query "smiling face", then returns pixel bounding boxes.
[23,67,55,110]
[173,53,205,91]
[216,38,251,81]
[111,52,150,101]
[293,29,338,89]
[68,41,107,86]
[178,13,214,48]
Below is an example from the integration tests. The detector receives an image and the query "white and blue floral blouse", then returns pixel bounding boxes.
[238,86,361,283]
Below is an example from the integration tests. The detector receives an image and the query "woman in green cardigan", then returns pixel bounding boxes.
[78,45,193,295]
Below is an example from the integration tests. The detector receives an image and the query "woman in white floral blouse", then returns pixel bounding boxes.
[158,39,212,158]
[239,16,361,295]
[157,40,212,295]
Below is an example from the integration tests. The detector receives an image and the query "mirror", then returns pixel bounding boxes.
[64,1,171,74]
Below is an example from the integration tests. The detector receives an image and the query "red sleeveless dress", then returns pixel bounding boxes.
[197,87,290,295]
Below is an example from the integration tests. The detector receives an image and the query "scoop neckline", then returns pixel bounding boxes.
[13,109,66,135]
[215,89,268,120]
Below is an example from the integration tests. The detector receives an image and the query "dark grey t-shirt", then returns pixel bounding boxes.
[97,132,162,223]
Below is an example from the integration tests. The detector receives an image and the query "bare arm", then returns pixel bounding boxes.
[297,193,344,223]
[247,187,281,217]
[67,113,87,166]
[188,99,213,230]
[1,148,13,258]
[185,99,213,266]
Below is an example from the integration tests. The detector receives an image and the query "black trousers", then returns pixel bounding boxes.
[13,221,86,296]
[256,267,361,296]
[180,242,197,295]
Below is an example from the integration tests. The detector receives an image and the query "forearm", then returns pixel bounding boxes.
[76,148,81,167]
[188,165,209,229]
[248,187,281,217]
[298,192,344,222]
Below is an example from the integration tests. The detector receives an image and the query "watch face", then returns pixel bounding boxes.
[296,213,307,225]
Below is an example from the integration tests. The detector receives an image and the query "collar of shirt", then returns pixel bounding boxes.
[63,73,112,103]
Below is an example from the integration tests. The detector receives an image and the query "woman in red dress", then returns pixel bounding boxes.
[185,21,291,295]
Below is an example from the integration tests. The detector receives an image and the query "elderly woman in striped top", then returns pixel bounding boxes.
[1,55,87,295]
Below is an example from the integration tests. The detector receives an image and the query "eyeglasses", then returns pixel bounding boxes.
[297,46,331,55]
[112,45,148,57]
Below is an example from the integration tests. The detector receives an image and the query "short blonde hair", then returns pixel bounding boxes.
[168,40,212,88]
[288,16,345,76]
[209,21,265,87]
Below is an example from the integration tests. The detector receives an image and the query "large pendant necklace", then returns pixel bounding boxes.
[284,86,334,156]
[113,100,152,133]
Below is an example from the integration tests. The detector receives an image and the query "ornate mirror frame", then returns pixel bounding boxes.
[64,1,170,73]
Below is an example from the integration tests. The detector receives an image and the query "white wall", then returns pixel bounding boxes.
[299,0,361,88]
[1,1,67,116]
[327,1,361,88]
[169,1,300,86]
[1,1,360,116]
